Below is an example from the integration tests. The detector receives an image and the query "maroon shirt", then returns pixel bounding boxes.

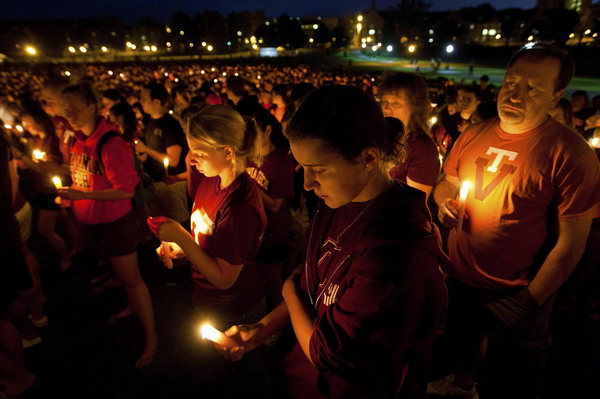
[246,148,295,247]
[284,182,448,398]
[389,132,440,187]
[190,172,267,318]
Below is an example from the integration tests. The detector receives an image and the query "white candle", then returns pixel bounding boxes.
[162,241,173,269]
[52,176,63,189]
[163,157,169,177]
[199,324,237,348]
[456,180,471,236]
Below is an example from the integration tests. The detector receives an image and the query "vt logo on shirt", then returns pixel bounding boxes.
[474,147,518,201]
[322,283,340,307]
[318,237,342,268]
[191,208,215,240]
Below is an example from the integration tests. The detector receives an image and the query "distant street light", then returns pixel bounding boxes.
[68,46,76,53]
[386,45,393,52]
[25,46,37,55]
[445,45,454,54]
[408,45,416,53]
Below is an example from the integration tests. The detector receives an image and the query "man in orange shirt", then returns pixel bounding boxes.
[430,43,600,399]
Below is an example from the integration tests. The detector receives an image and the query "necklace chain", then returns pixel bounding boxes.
[335,199,374,242]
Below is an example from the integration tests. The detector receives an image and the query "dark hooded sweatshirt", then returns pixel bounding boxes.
[284,181,448,399]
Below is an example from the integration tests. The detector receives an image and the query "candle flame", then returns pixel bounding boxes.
[459,181,471,200]
[32,149,46,160]
[592,138,599,147]
[52,176,62,189]
[163,157,169,168]
[200,324,221,341]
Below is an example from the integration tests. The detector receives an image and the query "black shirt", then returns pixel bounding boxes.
[143,113,188,181]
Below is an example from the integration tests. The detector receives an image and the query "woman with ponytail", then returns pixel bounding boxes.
[150,104,271,396]
[219,85,448,399]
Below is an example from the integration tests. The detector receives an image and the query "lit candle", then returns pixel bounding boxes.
[32,149,46,161]
[199,323,237,348]
[52,176,63,189]
[589,137,600,148]
[15,125,24,133]
[456,180,471,236]
[162,242,173,269]
[163,157,169,177]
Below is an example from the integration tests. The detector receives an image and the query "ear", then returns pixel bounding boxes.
[223,145,235,160]
[550,89,565,108]
[361,147,381,172]
[264,125,272,137]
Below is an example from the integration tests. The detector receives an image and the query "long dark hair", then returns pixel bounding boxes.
[109,102,137,143]
[285,85,403,164]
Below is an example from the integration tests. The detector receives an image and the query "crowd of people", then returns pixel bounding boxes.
[1,42,599,398]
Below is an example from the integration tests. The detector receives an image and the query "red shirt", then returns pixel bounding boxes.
[444,117,600,289]
[389,132,440,187]
[246,148,295,247]
[190,172,267,318]
[69,118,138,224]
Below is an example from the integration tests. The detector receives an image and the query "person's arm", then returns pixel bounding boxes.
[259,190,284,213]
[528,218,592,305]
[219,300,291,361]
[433,175,461,228]
[282,267,316,363]
[9,158,19,206]
[156,218,243,290]
[406,178,433,199]
[57,187,133,201]
[136,140,182,168]
[12,149,68,176]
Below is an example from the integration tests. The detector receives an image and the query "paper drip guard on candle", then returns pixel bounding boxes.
[456,180,471,236]
[147,216,174,268]
[199,323,237,348]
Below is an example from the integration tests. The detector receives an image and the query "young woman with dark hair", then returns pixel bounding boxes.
[17,107,74,272]
[219,85,448,399]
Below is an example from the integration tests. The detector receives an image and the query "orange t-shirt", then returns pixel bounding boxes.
[444,117,600,289]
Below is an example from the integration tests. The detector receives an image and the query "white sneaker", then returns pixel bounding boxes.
[427,374,479,399]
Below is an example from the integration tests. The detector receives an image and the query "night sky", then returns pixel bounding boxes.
[5,1,537,22]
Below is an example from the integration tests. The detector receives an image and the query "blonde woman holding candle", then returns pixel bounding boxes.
[150,104,271,396]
